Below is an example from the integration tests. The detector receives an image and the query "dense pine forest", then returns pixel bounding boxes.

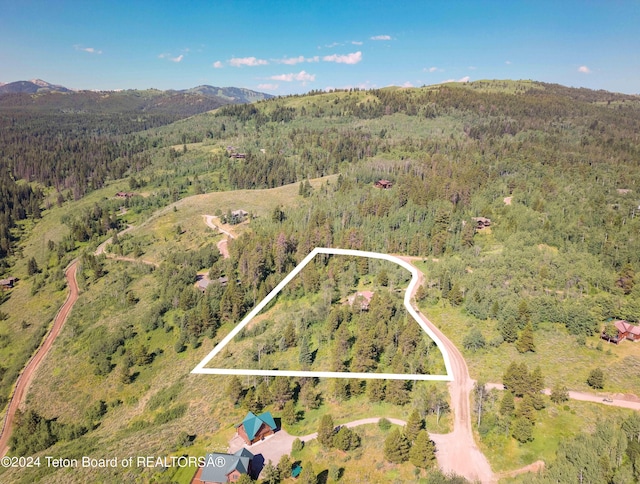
[1,80,640,483]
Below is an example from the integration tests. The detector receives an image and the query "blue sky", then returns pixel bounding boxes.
[1,0,638,94]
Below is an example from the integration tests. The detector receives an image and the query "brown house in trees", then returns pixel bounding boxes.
[115,191,135,199]
[0,276,17,290]
[236,411,278,445]
[347,291,374,311]
[472,217,492,230]
[374,179,393,189]
[604,320,640,344]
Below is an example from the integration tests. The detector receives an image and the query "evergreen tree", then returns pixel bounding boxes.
[512,417,533,443]
[299,462,316,484]
[405,409,424,442]
[282,400,297,426]
[366,378,386,403]
[516,323,535,353]
[499,318,518,343]
[317,414,335,449]
[499,391,515,416]
[409,430,436,468]
[261,460,280,484]
[298,335,312,369]
[333,426,360,451]
[277,454,292,480]
[384,428,411,463]
[27,257,39,276]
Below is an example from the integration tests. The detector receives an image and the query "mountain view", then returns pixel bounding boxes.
[0,1,639,483]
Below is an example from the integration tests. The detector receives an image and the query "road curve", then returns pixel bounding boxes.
[400,257,495,484]
[0,260,79,458]
[203,215,236,259]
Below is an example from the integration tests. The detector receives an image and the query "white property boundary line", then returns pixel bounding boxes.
[191,248,454,381]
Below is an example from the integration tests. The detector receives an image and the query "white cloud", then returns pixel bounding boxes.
[280,55,305,65]
[269,70,316,83]
[213,61,223,68]
[578,65,591,73]
[322,51,362,64]
[505,60,512,65]
[158,52,184,62]
[401,81,414,88]
[351,41,363,45]
[275,55,319,65]
[370,35,391,41]
[325,42,342,48]
[258,83,279,90]
[75,45,102,54]
[229,56,269,67]
[424,66,440,73]
[468,66,477,70]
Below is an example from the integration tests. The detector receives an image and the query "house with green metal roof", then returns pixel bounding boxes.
[236,411,278,445]
[192,447,253,484]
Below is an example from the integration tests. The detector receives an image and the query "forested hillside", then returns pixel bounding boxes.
[1,80,640,483]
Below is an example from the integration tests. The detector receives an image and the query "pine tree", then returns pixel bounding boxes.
[409,430,436,468]
[298,335,312,369]
[300,462,316,484]
[366,378,386,403]
[500,391,515,416]
[499,318,518,343]
[317,414,335,449]
[516,322,535,353]
[512,417,533,443]
[405,409,424,442]
[277,454,292,480]
[384,428,411,463]
[261,460,280,484]
[282,400,297,426]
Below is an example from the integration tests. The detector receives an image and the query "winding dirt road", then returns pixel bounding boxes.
[0,260,79,458]
[203,215,236,259]
[401,257,495,483]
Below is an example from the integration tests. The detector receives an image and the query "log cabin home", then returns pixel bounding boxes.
[236,411,277,445]
[603,320,640,344]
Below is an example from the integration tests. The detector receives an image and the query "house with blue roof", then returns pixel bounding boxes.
[236,411,278,445]
[191,447,253,484]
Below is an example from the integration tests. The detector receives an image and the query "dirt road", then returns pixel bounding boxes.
[203,215,236,259]
[401,257,495,483]
[0,260,79,458]
[96,225,158,267]
[487,383,640,411]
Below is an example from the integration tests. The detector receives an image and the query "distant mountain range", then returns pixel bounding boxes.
[0,79,273,103]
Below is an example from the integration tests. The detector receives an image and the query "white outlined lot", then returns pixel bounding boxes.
[192,248,453,381]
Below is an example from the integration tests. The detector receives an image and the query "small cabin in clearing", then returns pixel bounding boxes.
[472,217,492,230]
[347,291,374,311]
[115,191,135,199]
[374,179,393,189]
[0,276,17,290]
